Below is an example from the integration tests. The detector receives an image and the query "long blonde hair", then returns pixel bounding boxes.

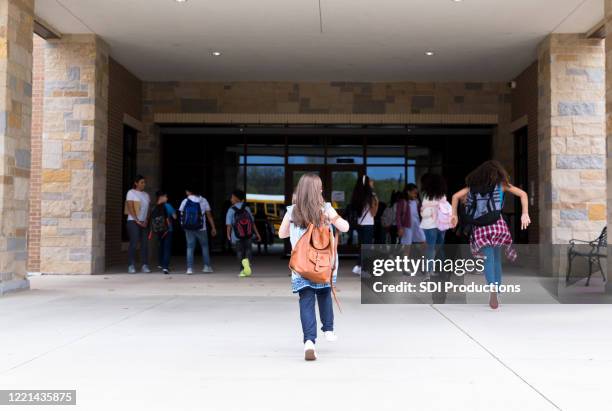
[292,173,325,228]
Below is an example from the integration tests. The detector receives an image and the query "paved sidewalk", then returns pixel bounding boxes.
[1,256,611,411]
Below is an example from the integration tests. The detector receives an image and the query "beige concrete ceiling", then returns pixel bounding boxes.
[35,0,604,82]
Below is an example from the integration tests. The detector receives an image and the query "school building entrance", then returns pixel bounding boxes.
[159,125,493,256]
[1,0,610,286]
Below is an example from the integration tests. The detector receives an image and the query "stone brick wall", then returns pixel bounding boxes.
[105,58,142,268]
[140,81,514,196]
[0,0,34,293]
[511,61,540,243]
[39,34,109,274]
[27,34,43,273]
[538,34,606,244]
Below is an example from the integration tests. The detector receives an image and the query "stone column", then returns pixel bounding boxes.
[40,34,109,274]
[537,34,606,246]
[0,0,34,294]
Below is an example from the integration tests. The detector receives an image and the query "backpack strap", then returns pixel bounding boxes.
[329,226,342,313]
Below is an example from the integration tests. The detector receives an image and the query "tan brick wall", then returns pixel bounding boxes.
[512,61,540,243]
[538,34,606,244]
[27,34,44,273]
[40,34,110,274]
[0,0,34,293]
[105,58,142,268]
[140,81,514,194]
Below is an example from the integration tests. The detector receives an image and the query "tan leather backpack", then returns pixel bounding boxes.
[289,214,341,309]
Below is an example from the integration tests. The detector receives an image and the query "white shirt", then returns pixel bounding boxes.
[360,206,374,226]
[179,195,211,231]
[126,189,150,222]
[420,195,444,230]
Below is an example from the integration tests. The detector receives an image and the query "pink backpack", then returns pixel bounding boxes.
[437,198,452,231]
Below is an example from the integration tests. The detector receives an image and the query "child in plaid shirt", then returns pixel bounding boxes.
[449,160,531,310]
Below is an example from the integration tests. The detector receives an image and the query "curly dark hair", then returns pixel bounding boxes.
[465,160,510,191]
[421,173,447,200]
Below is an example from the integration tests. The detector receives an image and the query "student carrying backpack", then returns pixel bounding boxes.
[179,188,218,274]
[419,174,450,272]
[232,203,254,239]
[225,189,262,278]
[278,173,350,361]
[151,191,177,274]
[450,160,531,310]
[181,198,204,230]
[150,203,170,236]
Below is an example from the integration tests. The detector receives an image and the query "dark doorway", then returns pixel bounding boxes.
[159,125,493,255]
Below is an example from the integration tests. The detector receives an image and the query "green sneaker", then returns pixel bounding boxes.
[241,258,252,276]
[238,270,248,278]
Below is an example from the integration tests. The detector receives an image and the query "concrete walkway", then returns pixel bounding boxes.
[1,256,610,411]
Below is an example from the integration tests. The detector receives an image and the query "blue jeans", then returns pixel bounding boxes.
[127,221,148,267]
[157,231,173,270]
[185,230,211,269]
[298,287,333,343]
[424,228,446,261]
[358,225,374,267]
[482,246,502,285]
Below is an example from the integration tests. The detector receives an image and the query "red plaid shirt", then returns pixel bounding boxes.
[470,218,517,261]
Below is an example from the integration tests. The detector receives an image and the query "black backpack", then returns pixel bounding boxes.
[463,185,503,227]
[151,204,169,234]
[232,204,254,239]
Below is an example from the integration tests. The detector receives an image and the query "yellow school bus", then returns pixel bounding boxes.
[245,194,285,234]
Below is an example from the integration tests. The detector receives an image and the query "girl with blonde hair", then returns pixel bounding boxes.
[279,173,349,361]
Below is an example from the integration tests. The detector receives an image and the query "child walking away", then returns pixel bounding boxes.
[226,189,262,277]
[179,187,217,274]
[349,175,378,275]
[420,174,451,274]
[150,191,177,274]
[396,184,425,245]
[279,173,349,361]
[450,160,530,309]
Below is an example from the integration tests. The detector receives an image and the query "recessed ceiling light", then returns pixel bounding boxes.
[175,0,188,3]
[425,51,435,56]
[211,51,222,56]
[452,0,463,2]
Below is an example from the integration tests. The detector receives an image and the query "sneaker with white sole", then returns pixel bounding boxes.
[141,265,151,273]
[202,265,214,273]
[304,340,317,361]
[163,269,169,275]
[324,331,338,342]
[352,265,361,275]
[186,268,193,275]
[128,265,136,274]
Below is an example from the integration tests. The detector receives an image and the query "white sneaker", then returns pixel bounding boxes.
[141,265,151,273]
[352,265,362,275]
[304,340,317,361]
[128,265,136,274]
[186,268,193,275]
[324,331,338,342]
[202,265,214,273]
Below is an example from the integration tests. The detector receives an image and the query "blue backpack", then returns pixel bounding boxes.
[181,199,203,230]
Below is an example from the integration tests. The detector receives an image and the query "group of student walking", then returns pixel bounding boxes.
[284,160,530,361]
[125,159,530,361]
[125,175,261,277]
[348,173,453,276]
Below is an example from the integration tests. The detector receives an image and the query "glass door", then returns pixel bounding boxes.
[326,166,363,254]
